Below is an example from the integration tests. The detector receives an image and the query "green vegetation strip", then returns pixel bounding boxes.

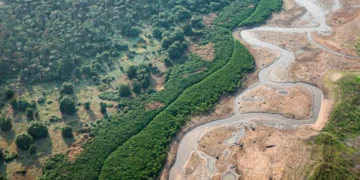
[40,27,235,180]
[240,0,282,26]
[40,0,283,179]
[100,40,253,180]
[309,75,360,180]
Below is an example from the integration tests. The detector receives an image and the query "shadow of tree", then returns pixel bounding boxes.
[16,134,53,169]
[0,129,16,145]
[63,136,76,148]
[61,112,83,132]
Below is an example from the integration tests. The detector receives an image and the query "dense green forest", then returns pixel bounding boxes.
[309,75,360,180]
[0,0,232,84]
[0,0,283,179]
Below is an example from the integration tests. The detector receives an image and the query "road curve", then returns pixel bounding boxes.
[168,0,360,179]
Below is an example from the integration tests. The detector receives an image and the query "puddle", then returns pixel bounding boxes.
[222,172,236,180]
[277,90,289,95]
[224,127,246,145]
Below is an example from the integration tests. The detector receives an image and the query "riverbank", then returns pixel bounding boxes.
[168,0,360,179]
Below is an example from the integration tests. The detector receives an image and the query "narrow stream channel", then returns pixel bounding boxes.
[169,0,360,179]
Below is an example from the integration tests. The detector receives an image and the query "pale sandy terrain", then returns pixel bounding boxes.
[182,123,319,180]
[166,0,360,179]
[312,5,360,55]
[239,85,313,119]
[266,0,319,27]
[159,96,235,180]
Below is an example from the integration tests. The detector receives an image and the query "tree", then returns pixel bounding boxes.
[15,133,33,150]
[132,80,142,94]
[161,37,172,49]
[0,115,12,131]
[28,122,48,139]
[183,24,193,36]
[100,102,107,114]
[175,8,191,21]
[119,84,131,97]
[190,16,204,29]
[168,41,186,60]
[4,89,15,100]
[60,82,74,94]
[59,96,76,114]
[126,65,138,79]
[62,126,73,138]
[26,107,34,119]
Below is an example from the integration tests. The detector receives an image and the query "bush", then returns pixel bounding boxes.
[100,102,107,114]
[59,96,77,114]
[4,89,15,100]
[126,66,138,79]
[62,126,73,138]
[26,107,34,119]
[84,102,91,110]
[119,84,131,97]
[132,80,142,94]
[15,133,33,150]
[28,122,48,139]
[10,98,35,112]
[190,15,204,29]
[60,82,74,94]
[0,116,12,131]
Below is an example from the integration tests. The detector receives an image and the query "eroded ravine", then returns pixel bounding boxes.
[169,0,360,179]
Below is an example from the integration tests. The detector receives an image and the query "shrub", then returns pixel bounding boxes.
[84,102,91,110]
[126,65,138,79]
[119,84,131,97]
[4,89,15,100]
[0,116,12,131]
[59,96,77,114]
[132,80,142,94]
[60,82,74,94]
[10,98,35,112]
[26,107,34,119]
[100,102,107,114]
[62,126,73,138]
[4,151,18,162]
[15,133,33,150]
[28,122,48,139]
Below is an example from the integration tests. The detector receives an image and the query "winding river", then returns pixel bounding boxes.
[169,0,360,179]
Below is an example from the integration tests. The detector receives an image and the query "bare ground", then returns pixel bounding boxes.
[183,123,319,180]
[159,95,236,180]
[312,5,360,55]
[239,85,313,119]
[190,43,215,61]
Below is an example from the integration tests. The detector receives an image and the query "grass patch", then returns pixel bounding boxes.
[309,75,360,180]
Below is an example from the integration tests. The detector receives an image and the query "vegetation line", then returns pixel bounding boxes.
[99,40,254,180]
[308,75,360,180]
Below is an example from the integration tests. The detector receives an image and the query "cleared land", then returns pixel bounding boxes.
[239,85,313,119]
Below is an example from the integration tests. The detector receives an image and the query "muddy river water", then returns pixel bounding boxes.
[169,0,360,179]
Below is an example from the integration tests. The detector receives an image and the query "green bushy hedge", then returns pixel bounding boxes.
[41,26,235,180]
[240,0,282,26]
[99,40,253,179]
